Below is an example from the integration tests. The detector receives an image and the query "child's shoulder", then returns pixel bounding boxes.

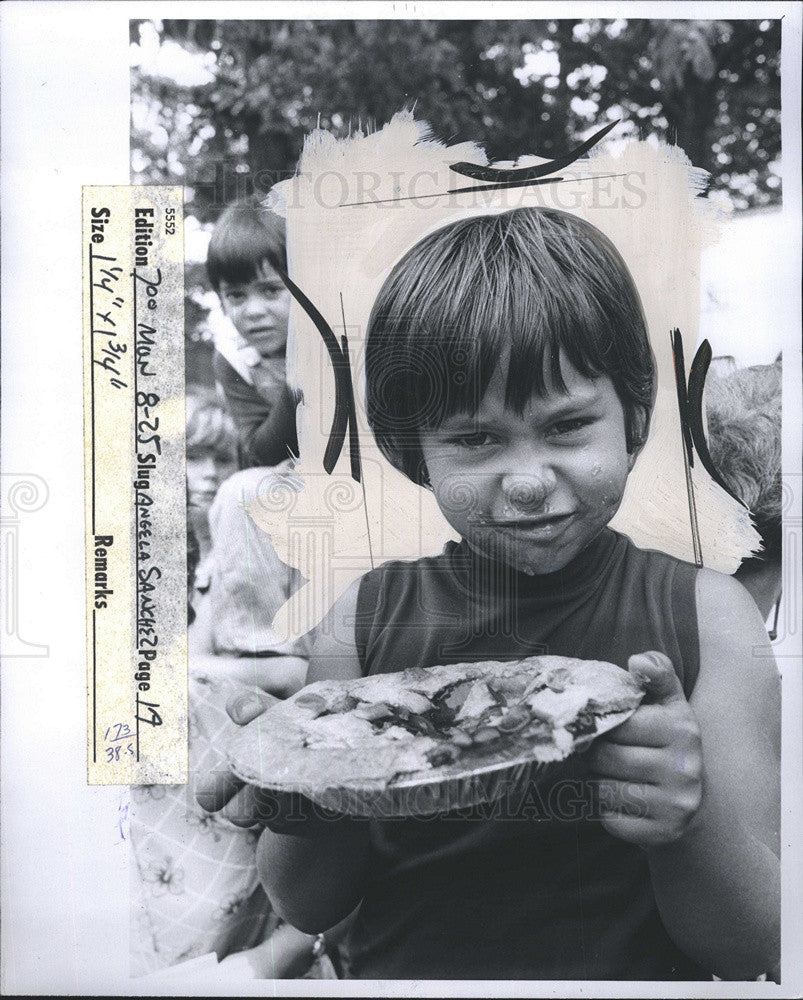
[685,565,780,841]
[691,565,778,719]
[694,565,768,644]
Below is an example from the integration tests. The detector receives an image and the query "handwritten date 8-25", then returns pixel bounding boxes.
[136,391,161,454]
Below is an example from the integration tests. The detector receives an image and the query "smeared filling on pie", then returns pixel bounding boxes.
[293,665,606,770]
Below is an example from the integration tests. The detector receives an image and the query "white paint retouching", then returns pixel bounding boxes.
[251,113,759,640]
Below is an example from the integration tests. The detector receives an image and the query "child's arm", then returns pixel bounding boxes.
[244,384,299,468]
[254,580,375,933]
[214,353,298,467]
[588,570,780,980]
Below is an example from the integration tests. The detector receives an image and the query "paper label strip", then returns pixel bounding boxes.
[83,185,187,785]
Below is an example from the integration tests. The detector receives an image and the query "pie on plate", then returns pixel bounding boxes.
[228,655,647,817]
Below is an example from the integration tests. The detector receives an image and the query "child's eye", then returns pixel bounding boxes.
[550,417,593,437]
[452,431,496,449]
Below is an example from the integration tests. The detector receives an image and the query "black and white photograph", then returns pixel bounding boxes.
[1,3,801,996]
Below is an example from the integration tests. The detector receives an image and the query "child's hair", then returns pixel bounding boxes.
[186,384,238,459]
[706,358,782,564]
[206,200,287,291]
[365,207,655,486]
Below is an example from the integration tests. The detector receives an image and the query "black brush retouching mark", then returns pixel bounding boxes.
[338,172,631,207]
[340,332,362,485]
[686,340,747,507]
[266,253,359,479]
[671,328,695,466]
[448,120,618,184]
[341,292,374,567]
[671,329,703,567]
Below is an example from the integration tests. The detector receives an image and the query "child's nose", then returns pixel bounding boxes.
[192,453,217,477]
[244,293,268,316]
[501,471,556,511]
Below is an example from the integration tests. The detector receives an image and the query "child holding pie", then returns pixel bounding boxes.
[199,207,780,981]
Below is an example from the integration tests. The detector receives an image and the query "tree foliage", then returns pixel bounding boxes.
[131,17,781,223]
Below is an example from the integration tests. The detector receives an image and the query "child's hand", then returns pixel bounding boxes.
[195,686,338,834]
[586,652,703,850]
[195,687,277,824]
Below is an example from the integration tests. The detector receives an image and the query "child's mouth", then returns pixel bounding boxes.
[475,513,574,537]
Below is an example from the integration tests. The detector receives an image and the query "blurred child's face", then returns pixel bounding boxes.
[419,355,635,575]
[186,447,237,511]
[219,262,290,357]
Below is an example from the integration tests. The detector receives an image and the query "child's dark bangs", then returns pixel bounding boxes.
[376,211,620,426]
[367,207,651,455]
[207,203,287,287]
[503,302,614,416]
[438,214,614,417]
[408,216,560,423]
[209,226,275,286]
[416,303,515,428]
[497,209,643,412]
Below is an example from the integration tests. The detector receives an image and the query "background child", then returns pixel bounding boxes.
[706,357,783,627]
[184,384,238,644]
[201,207,780,982]
[186,384,239,549]
[203,200,312,664]
[206,200,298,469]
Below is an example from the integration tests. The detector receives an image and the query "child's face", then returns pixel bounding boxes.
[419,355,636,575]
[186,447,237,511]
[218,262,290,357]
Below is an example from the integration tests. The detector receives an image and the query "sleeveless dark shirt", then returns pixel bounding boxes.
[348,528,707,980]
